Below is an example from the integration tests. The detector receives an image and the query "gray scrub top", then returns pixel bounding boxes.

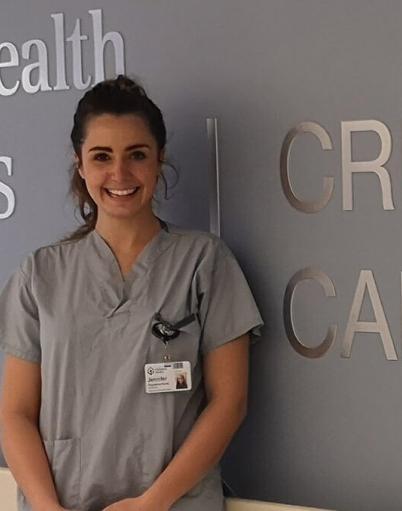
[0,218,264,511]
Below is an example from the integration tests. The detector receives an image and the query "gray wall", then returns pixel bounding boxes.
[1,1,401,510]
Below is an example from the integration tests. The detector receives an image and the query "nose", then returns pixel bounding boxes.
[109,158,132,181]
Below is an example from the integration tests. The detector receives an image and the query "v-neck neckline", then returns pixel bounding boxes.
[90,216,171,286]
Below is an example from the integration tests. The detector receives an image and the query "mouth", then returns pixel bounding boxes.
[104,187,139,198]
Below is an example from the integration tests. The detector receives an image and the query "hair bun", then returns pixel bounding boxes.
[115,74,147,97]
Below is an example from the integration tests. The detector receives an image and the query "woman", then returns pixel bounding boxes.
[0,75,263,511]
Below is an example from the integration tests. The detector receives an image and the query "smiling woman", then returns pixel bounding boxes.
[65,75,171,247]
[77,114,163,235]
[0,74,264,511]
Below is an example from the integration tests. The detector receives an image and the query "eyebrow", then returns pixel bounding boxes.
[88,144,151,152]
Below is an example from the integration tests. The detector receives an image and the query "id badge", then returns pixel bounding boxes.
[145,361,192,393]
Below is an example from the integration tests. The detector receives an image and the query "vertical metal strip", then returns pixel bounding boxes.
[206,117,221,237]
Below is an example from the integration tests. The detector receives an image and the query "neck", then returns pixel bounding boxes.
[94,210,162,253]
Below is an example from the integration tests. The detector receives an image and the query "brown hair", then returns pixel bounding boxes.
[62,74,177,242]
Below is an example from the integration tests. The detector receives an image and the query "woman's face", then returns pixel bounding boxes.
[78,113,164,225]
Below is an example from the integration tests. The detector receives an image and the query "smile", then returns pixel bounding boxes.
[104,187,139,198]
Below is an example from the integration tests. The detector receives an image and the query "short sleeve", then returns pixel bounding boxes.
[0,262,41,363]
[196,239,264,354]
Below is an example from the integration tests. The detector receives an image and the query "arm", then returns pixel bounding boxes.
[0,355,66,511]
[143,333,250,510]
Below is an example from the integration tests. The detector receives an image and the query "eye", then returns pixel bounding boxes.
[93,152,110,162]
[131,151,146,160]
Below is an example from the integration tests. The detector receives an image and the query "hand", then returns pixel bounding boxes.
[102,495,169,511]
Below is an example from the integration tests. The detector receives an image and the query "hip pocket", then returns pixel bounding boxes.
[43,437,81,509]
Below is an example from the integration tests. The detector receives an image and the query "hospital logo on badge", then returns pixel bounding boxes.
[147,367,154,375]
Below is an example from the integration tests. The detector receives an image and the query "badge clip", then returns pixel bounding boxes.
[151,312,197,363]
[151,312,181,342]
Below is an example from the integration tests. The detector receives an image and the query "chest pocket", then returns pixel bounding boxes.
[148,312,201,367]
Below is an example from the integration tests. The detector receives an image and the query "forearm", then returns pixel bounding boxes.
[0,413,61,511]
[143,397,246,509]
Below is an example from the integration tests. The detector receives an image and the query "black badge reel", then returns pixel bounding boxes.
[152,312,195,362]
[151,312,196,343]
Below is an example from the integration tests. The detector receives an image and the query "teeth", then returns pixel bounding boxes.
[106,187,138,196]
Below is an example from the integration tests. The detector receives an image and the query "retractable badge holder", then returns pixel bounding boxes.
[151,312,180,362]
[146,312,194,393]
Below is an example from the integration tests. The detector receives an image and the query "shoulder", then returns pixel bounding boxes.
[165,221,233,260]
[162,222,238,282]
[18,235,88,281]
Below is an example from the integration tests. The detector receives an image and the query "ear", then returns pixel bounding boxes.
[74,155,84,179]
[159,148,166,165]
